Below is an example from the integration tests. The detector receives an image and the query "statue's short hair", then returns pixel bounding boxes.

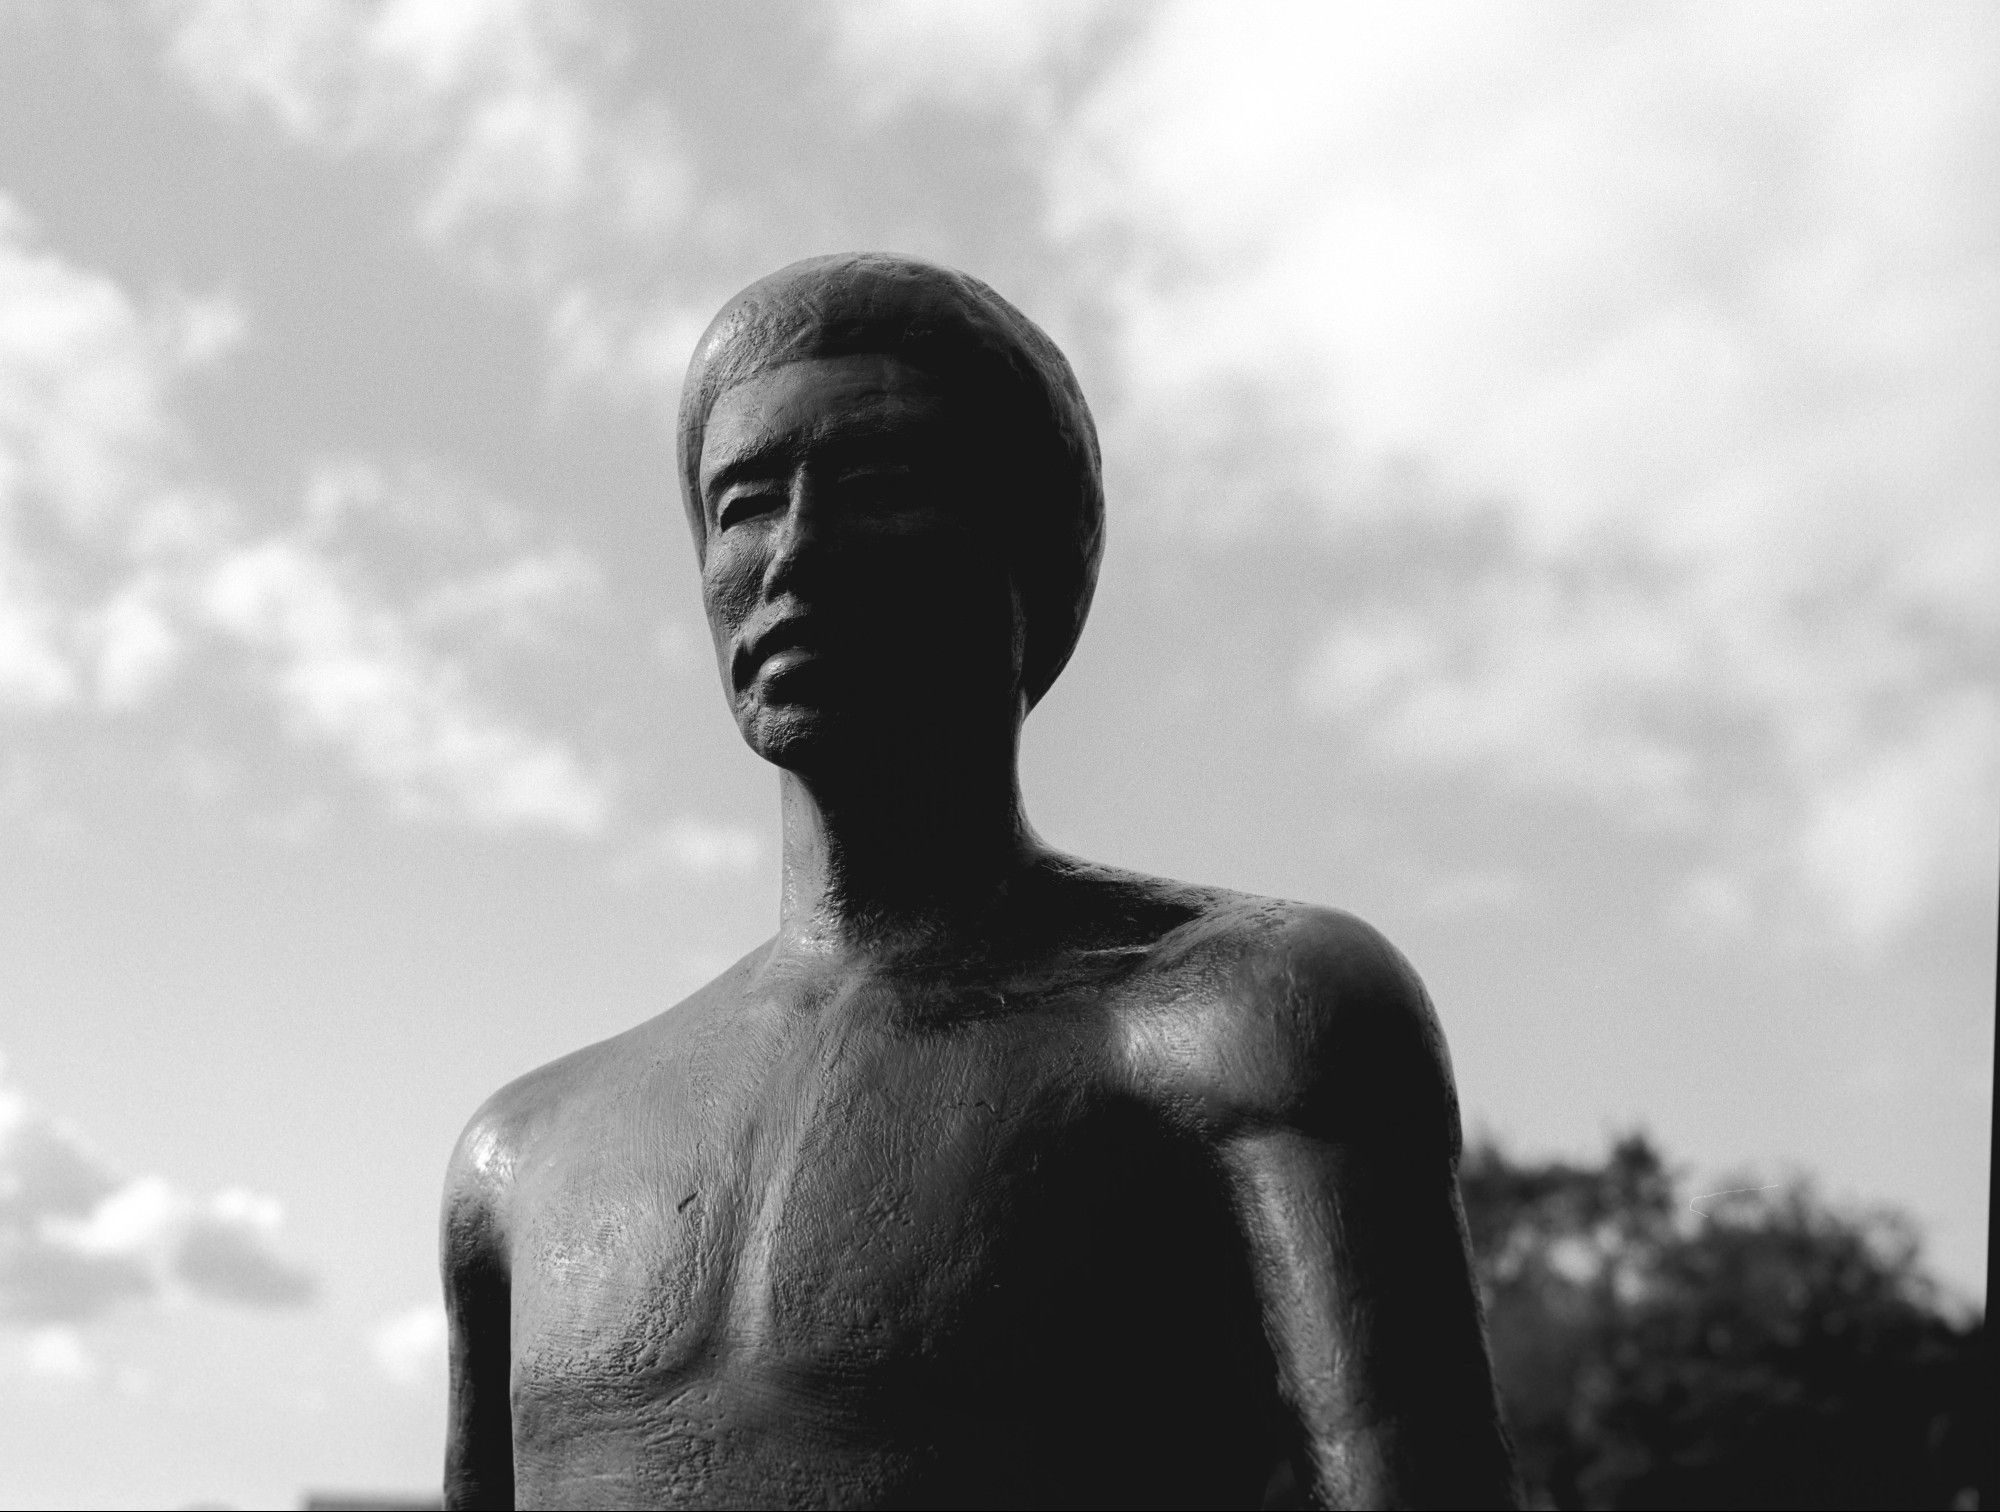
[677,252,1105,709]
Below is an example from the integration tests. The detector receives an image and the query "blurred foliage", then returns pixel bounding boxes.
[1461,1134,1989,1510]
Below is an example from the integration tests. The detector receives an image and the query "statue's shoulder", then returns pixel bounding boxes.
[1124,884,1462,1159]
[438,1032,626,1255]
[440,948,764,1247]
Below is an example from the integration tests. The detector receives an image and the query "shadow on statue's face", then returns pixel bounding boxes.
[697,353,1026,773]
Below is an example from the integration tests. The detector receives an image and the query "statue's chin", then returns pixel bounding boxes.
[734,669,1021,776]
[737,699,866,773]
[740,694,985,779]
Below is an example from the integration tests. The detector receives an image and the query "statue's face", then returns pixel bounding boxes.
[697,353,1024,769]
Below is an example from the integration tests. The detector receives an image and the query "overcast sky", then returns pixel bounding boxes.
[0,2,1993,1506]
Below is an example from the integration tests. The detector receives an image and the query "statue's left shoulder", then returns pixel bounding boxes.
[1139,897,1464,1162]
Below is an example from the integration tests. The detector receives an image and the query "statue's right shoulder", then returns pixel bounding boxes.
[438,1024,645,1259]
[440,950,765,1246]
[439,1048,580,1261]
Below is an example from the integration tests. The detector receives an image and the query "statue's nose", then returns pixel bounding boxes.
[762,475,831,595]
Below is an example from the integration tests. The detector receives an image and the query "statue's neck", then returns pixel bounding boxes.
[772,735,1038,957]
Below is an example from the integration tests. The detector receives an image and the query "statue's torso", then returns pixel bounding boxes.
[495,911,1289,1508]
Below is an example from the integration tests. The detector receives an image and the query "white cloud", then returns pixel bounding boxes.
[22,1322,98,1383]
[0,1053,315,1325]
[176,1189,318,1308]
[1296,566,1706,824]
[0,200,613,833]
[84,576,182,709]
[159,0,705,397]
[0,198,174,534]
[413,546,600,645]
[151,289,249,371]
[0,196,177,711]
[829,0,1124,121]
[1053,1,1999,944]
[0,571,75,709]
[203,516,610,834]
[1796,688,2000,943]
[369,1301,446,1388]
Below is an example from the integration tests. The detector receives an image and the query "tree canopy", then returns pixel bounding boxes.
[1461,1134,1988,1510]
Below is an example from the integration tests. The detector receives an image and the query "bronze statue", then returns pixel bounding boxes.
[441,254,1517,1509]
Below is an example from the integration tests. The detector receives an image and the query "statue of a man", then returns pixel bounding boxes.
[441,254,1517,1510]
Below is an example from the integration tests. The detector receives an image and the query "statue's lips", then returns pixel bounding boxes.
[737,619,831,688]
[758,646,820,678]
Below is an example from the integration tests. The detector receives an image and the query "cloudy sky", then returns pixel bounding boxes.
[0,1,1993,1505]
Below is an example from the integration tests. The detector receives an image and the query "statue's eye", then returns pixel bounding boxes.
[716,489,784,530]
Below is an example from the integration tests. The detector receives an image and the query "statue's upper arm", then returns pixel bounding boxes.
[441,1108,516,1511]
[1195,907,1515,1507]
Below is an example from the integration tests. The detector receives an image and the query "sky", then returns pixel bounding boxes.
[0,1,1993,1506]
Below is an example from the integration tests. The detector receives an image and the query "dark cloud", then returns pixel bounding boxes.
[1,1243,155,1325]
[176,1210,317,1307]
[0,1064,315,1324]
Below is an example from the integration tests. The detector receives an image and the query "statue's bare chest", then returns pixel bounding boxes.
[503,987,1191,1438]
[491,943,1292,1506]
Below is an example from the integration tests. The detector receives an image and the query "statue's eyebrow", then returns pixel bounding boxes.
[702,408,945,500]
[703,437,798,497]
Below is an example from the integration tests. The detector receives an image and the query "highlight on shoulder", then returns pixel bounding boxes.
[1124,895,1464,1161]
[440,1092,524,1256]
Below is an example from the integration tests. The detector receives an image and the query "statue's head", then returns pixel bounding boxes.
[679,253,1104,769]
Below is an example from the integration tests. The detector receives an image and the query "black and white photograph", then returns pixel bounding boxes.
[0,3,1992,1507]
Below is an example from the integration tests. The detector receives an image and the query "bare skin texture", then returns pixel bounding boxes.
[441,261,1518,1510]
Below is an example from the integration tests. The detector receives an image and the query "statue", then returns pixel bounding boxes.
[441,254,1518,1509]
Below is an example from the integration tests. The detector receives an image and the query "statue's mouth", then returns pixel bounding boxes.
[737,615,827,690]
